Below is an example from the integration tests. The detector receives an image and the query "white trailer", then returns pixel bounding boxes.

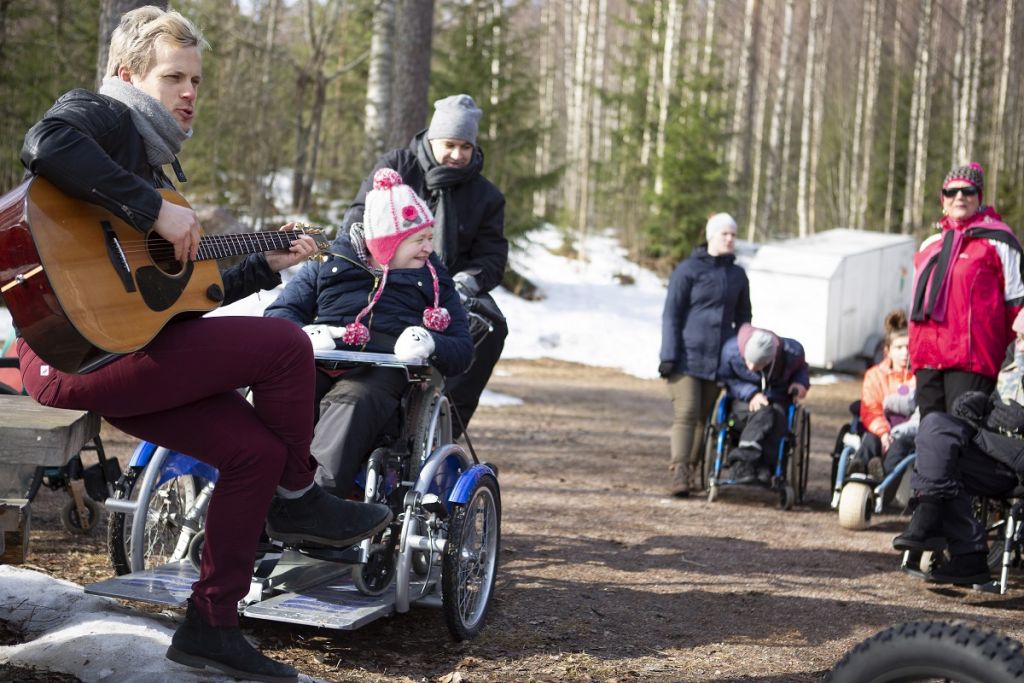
[738,228,917,370]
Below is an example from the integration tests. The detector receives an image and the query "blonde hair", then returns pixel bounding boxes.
[105,6,208,78]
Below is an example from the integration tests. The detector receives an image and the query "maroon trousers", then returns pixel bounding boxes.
[18,316,316,626]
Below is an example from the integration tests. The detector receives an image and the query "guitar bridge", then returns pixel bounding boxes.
[102,221,136,293]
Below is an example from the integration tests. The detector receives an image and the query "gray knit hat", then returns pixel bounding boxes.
[943,162,984,194]
[737,323,779,370]
[426,94,482,145]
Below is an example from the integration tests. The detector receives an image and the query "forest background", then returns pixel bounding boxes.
[1,0,1022,272]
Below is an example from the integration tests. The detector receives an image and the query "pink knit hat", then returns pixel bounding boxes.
[339,168,451,347]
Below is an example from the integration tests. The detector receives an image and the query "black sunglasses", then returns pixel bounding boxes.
[942,185,979,198]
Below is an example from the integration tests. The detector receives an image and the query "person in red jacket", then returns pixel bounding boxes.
[909,162,1024,417]
[853,309,916,478]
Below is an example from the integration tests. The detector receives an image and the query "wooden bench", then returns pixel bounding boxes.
[0,395,100,564]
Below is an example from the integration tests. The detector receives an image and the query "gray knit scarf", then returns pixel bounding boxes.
[99,76,191,168]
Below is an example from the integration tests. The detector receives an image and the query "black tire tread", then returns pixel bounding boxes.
[824,620,1024,683]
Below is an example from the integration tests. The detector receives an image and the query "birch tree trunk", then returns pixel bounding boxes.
[653,0,681,197]
[566,0,591,244]
[854,0,881,230]
[902,0,934,233]
[808,0,834,235]
[388,0,434,149]
[249,0,281,229]
[698,0,717,116]
[963,0,985,160]
[747,0,776,242]
[845,0,871,228]
[796,0,819,237]
[883,0,903,232]
[951,0,969,165]
[533,0,556,217]
[760,0,792,239]
[640,0,663,169]
[727,0,757,191]
[363,0,396,165]
[989,0,1016,204]
[588,0,608,225]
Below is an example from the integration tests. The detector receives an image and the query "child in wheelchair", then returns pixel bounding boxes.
[718,323,810,485]
[265,168,474,501]
[894,310,1024,586]
[852,309,917,480]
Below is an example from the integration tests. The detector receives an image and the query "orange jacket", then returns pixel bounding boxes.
[860,358,915,438]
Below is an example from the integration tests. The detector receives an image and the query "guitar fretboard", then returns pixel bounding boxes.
[195,230,313,261]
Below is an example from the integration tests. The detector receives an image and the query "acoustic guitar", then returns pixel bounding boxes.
[0,176,328,374]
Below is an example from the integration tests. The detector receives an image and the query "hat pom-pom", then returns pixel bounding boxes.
[373,168,403,190]
[341,321,371,346]
[423,306,451,332]
[969,161,984,173]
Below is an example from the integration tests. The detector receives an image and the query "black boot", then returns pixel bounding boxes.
[166,600,297,682]
[928,551,991,586]
[266,483,392,547]
[892,496,946,552]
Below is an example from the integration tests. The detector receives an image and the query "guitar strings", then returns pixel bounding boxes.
[113,230,322,259]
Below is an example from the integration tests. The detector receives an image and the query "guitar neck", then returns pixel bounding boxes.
[195,230,310,261]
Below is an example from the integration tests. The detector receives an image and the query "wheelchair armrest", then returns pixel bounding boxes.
[313,350,432,381]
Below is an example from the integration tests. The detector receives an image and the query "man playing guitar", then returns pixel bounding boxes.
[11,7,390,682]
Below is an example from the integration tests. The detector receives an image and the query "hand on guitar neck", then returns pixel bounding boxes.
[265,222,322,272]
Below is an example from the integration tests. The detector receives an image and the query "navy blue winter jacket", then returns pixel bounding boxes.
[659,246,751,380]
[718,336,810,403]
[264,231,473,376]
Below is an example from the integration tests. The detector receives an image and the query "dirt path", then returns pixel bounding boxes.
[15,358,1024,682]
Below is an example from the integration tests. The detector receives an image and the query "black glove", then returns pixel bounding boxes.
[951,391,991,428]
[658,361,674,378]
[987,398,1024,434]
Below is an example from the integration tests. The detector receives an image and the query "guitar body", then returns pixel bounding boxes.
[0,176,224,373]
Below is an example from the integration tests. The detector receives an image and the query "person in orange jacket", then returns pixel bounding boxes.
[854,309,917,478]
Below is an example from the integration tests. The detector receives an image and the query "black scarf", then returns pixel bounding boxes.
[414,132,484,266]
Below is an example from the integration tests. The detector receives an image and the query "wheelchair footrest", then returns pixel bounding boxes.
[85,560,195,607]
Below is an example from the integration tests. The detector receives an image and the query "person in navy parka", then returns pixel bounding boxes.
[266,169,473,497]
[659,213,752,496]
[718,324,810,485]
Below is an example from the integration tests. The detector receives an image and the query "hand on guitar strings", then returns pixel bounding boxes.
[154,199,202,263]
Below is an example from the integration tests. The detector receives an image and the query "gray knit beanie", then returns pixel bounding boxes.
[737,323,780,370]
[426,94,482,145]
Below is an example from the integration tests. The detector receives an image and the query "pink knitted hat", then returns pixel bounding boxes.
[363,168,435,265]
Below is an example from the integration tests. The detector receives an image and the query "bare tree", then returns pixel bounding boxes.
[364,0,396,164]
[96,0,167,86]
[727,0,757,193]
[901,0,934,234]
[990,0,1016,204]
[853,0,881,229]
[796,0,819,237]
[746,0,777,241]
[387,0,434,149]
[761,0,793,238]
[653,0,681,197]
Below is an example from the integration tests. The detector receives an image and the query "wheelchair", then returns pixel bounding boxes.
[94,349,501,640]
[702,390,810,510]
[830,400,915,530]
[900,486,1024,595]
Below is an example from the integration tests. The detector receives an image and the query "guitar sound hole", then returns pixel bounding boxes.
[147,233,185,276]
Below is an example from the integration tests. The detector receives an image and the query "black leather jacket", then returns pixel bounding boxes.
[21,88,279,304]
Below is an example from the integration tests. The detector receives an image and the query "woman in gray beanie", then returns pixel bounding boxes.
[340,94,507,438]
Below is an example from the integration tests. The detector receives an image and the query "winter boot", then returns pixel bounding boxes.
[669,462,690,498]
[266,483,392,547]
[166,600,298,682]
[927,551,991,586]
[892,496,946,552]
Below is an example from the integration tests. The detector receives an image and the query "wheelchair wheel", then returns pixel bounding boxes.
[107,465,204,575]
[442,473,500,641]
[829,423,852,489]
[823,620,1024,683]
[352,528,399,596]
[406,383,452,482]
[837,481,873,530]
[61,496,99,535]
[789,407,810,505]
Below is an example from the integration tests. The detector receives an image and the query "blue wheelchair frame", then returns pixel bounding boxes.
[704,392,808,510]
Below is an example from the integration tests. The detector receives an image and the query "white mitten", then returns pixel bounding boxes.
[302,324,345,351]
[394,326,435,362]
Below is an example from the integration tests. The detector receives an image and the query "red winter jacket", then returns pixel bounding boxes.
[909,209,1023,379]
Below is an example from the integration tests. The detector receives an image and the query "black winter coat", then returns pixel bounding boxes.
[341,131,507,294]
[263,231,474,377]
[659,246,752,380]
[20,88,279,305]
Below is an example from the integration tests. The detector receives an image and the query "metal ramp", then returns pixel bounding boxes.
[85,550,438,630]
